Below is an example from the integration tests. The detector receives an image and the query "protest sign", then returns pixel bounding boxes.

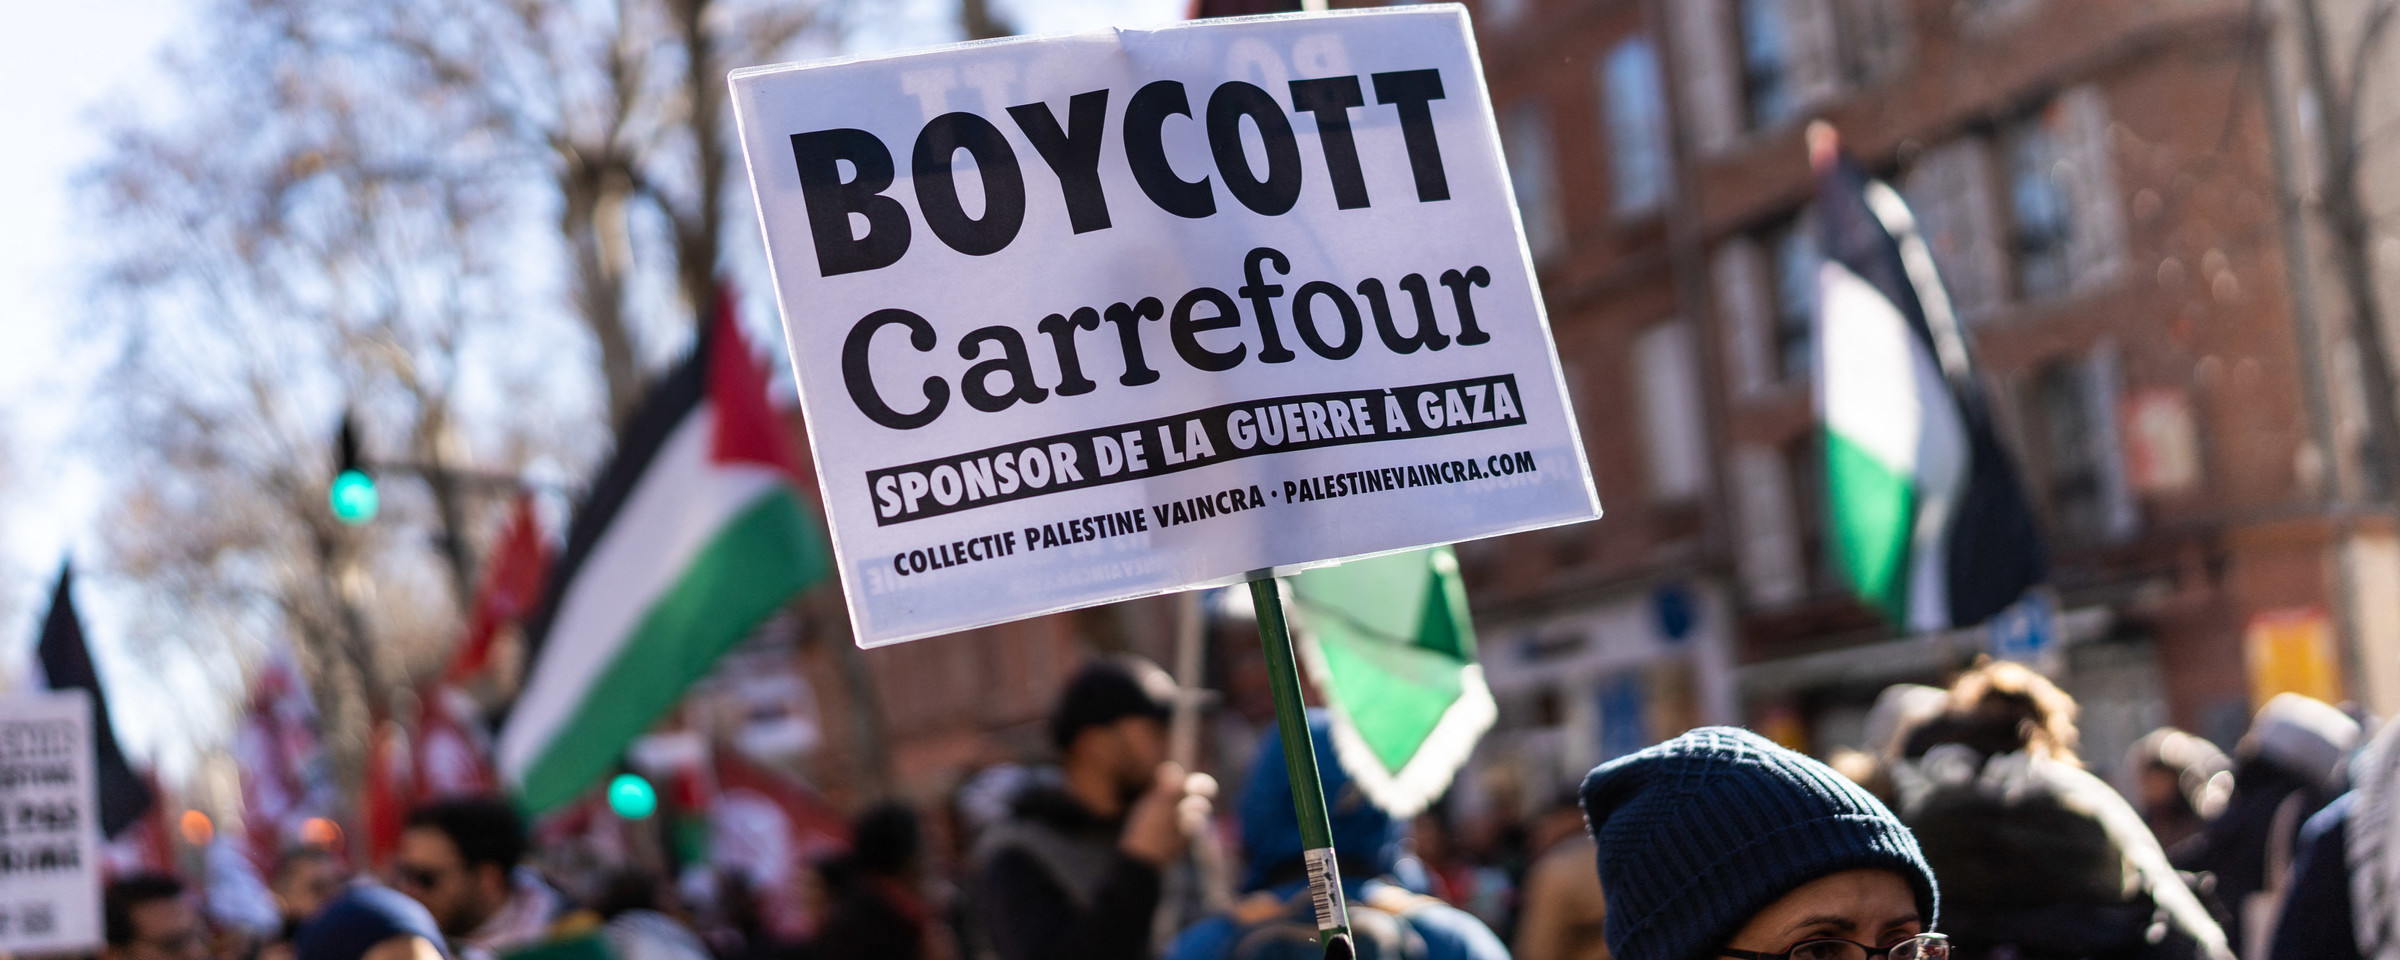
[732,6,1600,646]
[0,692,102,955]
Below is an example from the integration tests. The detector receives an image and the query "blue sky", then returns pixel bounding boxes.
[0,0,1186,779]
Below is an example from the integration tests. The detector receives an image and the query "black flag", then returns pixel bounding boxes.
[36,563,154,838]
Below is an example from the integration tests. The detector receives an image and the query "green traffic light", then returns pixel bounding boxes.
[329,469,379,525]
[607,773,656,820]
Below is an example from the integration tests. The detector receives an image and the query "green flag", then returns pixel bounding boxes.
[1286,545,1494,818]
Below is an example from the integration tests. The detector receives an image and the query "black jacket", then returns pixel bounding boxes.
[1902,748,2231,960]
[971,785,1162,960]
[2173,758,2338,950]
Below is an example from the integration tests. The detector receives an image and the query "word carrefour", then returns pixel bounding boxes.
[790,70,1455,277]
[842,245,1499,430]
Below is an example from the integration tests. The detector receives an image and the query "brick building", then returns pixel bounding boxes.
[770,0,2400,820]
[1442,0,2400,818]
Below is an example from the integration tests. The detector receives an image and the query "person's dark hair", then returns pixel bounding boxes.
[1048,657,1173,751]
[274,846,338,885]
[105,874,185,946]
[850,803,921,877]
[405,797,527,872]
[592,870,662,920]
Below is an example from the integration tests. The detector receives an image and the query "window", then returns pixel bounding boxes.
[2027,346,2137,542]
[1601,37,1674,215]
[1732,445,1806,609]
[1481,0,1530,27]
[1634,322,1711,502]
[1833,0,1907,84]
[1902,138,2007,322]
[1713,238,1775,397]
[1765,213,1818,382]
[1671,0,1745,154]
[1501,100,1565,261]
[1961,0,2041,33]
[1737,0,1798,131]
[2032,359,2104,535]
[2004,115,2075,302]
[1784,435,1841,598]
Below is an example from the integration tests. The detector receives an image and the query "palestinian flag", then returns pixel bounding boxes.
[1811,130,2045,631]
[499,294,831,814]
[1287,545,1493,818]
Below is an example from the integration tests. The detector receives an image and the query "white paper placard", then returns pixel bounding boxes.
[0,692,103,955]
[732,5,1600,646]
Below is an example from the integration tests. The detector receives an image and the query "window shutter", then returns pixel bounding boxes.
[1669,0,1743,155]
[1713,238,1774,398]
[1634,322,1712,502]
[1903,139,2008,322]
[2086,340,2140,541]
[1838,0,1911,81]
[1732,445,1806,609]
[1786,0,1844,109]
[2059,86,2129,291]
[1502,100,1566,263]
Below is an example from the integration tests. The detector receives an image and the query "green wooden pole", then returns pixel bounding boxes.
[1247,572,1355,957]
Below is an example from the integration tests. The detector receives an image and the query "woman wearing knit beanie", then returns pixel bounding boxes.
[1580,727,1944,960]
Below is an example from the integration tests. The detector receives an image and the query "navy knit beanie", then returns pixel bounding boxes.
[1580,727,1937,960]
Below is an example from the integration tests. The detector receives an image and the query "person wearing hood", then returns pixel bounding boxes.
[970,657,1212,960]
[1896,661,2229,960]
[2174,692,2359,955]
[2264,717,2399,960]
[1581,726,1945,960]
[1163,710,1506,960]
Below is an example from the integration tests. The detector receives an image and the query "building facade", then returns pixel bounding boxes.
[1444,0,2400,816]
[775,0,2400,820]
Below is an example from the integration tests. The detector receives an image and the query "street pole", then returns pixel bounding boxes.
[1247,572,1354,958]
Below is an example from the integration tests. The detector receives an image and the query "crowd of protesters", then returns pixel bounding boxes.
[89,652,2399,960]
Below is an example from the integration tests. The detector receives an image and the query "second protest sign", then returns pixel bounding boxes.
[732,5,1600,646]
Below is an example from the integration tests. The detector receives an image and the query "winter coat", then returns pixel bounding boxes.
[2266,717,2400,960]
[1900,747,2231,960]
[1164,712,1506,960]
[970,783,1163,960]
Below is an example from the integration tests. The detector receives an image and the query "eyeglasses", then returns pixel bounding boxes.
[1721,932,1948,960]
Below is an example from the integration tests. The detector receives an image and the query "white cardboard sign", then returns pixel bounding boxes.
[732,6,1600,646]
[0,692,103,955]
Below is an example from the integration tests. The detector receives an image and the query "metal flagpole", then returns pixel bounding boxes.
[1247,571,1355,958]
[1154,590,1227,953]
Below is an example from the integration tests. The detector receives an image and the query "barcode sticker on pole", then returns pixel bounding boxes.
[1303,847,1348,932]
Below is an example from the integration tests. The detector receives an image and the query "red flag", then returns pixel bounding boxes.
[708,748,847,941]
[237,653,331,870]
[362,719,412,866]
[448,494,551,685]
[412,686,495,802]
[100,772,177,878]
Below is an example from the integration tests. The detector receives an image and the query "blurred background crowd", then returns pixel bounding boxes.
[9,0,2400,958]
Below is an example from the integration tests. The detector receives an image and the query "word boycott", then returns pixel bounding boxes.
[791,69,1455,276]
[866,373,1528,525]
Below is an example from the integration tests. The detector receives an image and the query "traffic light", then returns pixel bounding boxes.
[607,773,657,820]
[330,414,378,525]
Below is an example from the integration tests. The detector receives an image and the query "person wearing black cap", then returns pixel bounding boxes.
[969,656,1212,960]
[1580,727,1946,960]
